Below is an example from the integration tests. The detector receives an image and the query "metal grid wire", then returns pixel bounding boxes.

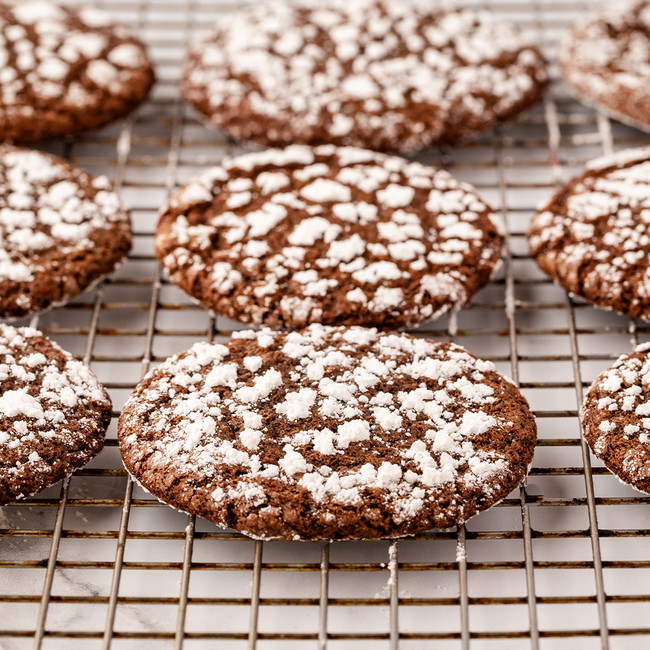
[1,0,650,648]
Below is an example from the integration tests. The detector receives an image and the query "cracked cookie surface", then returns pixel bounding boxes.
[582,343,650,493]
[560,1,650,132]
[182,0,546,153]
[0,145,132,320]
[0,324,112,504]
[118,326,537,540]
[529,147,650,321]
[156,145,504,330]
[0,0,154,142]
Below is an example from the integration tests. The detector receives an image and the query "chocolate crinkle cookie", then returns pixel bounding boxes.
[118,326,537,541]
[182,0,547,154]
[0,324,112,504]
[529,147,650,322]
[156,145,504,330]
[582,343,650,493]
[0,0,154,142]
[0,145,132,320]
[560,1,650,132]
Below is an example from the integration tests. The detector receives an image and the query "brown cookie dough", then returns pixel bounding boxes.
[156,145,504,330]
[182,1,547,154]
[529,147,650,322]
[0,324,112,504]
[560,1,650,132]
[118,326,537,541]
[0,1,155,142]
[0,145,132,320]
[582,343,650,493]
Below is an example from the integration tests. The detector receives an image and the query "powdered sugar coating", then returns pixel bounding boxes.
[529,147,650,322]
[118,326,537,540]
[156,145,504,330]
[0,145,132,320]
[582,343,650,493]
[0,324,112,504]
[182,0,547,154]
[0,1,154,142]
[560,1,650,133]
[586,146,650,172]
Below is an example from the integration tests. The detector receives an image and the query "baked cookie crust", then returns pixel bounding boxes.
[182,0,546,154]
[582,343,650,493]
[0,324,112,504]
[0,1,154,142]
[560,1,650,133]
[0,145,132,320]
[529,147,650,322]
[119,326,537,540]
[156,145,504,330]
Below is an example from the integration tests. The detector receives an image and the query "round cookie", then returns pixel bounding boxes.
[118,325,537,540]
[529,147,650,322]
[0,1,154,142]
[560,1,650,132]
[182,0,547,154]
[156,145,504,330]
[0,145,132,320]
[0,324,112,504]
[582,343,650,493]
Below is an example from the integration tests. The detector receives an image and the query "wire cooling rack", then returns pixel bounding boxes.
[1,0,650,648]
